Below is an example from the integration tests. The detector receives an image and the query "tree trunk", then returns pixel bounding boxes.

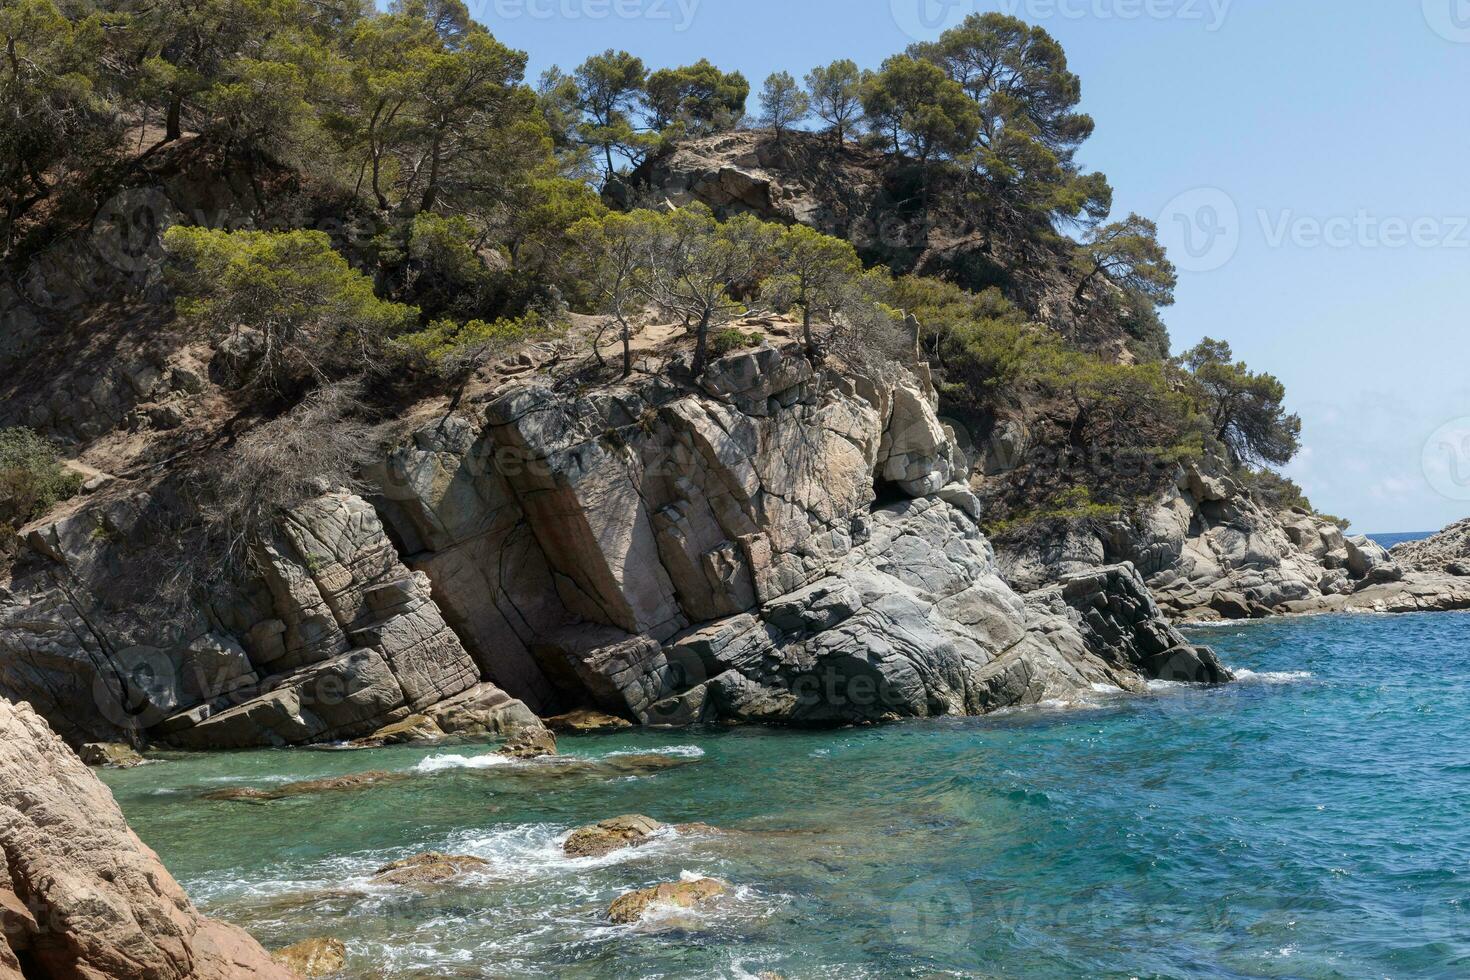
[165,97,181,142]
[692,309,711,375]
[803,304,815,359]
[419,133,443,213]
[621,317,632,378]
[1074,267,1100,303]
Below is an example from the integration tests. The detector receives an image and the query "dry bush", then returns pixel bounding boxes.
[179,381,384,589]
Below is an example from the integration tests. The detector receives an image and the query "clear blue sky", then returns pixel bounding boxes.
[473,0,1470,533]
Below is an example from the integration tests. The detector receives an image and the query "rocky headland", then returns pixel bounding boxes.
[2,131,1465,758]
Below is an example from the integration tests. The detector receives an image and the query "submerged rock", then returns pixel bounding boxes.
[372,853,489,885]
[0,697,292,978]
[564,815,666,858]
[78,741,146,768]
[203,769,403,802]
[545,708,633,733]
[273,936,346,976]
[499,727,557,759]
[607,877,728,925]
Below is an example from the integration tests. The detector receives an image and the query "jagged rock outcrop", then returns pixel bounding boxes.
[1025,564,1230,684]
[0,697,294,977]
[364,343,1228,726]
[989,462,1459,622]
[1,488,534,748]
[1391,519,1470,575]
[3,338,1231,746]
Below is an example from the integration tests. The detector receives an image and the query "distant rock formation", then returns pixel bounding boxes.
[1391,519,1470,576]
[0,697,293,978]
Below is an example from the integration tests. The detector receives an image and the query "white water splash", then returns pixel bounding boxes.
[1231,668,1313,685]
[413,751,515,773]
[601,745,706,759]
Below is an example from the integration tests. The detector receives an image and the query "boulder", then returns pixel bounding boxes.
[564,815,667,858]
[544,708,633,733]
[372,853,489,885]
[272,937,345,977]
[78,742,146,768]
[352,714,444,746]
[607,877,728,925]
[499,727,557,760]
[0,697,293,979]
[425,683,543,737]
[1346,535,1397,580]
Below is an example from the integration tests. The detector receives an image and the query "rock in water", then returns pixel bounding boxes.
[202,770,401,802]
[607,877,727,924]
[372,853,489,885]
[499,727,557,759]
[272,937,345,977]
[351,714,445,747]
[78,741,146,768]
[563,815,666,858]
[0,697,293,978]
[544,709,633,733]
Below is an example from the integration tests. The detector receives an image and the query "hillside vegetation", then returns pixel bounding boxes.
[1,0,1319,559]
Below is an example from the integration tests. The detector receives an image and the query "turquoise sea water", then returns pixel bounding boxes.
[104,612,1470,979]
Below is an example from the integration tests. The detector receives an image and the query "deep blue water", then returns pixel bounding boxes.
[105,612,1470,978]
[1369,531,1434,549]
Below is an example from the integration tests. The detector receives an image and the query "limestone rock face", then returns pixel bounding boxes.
[0,697,294,978]
[363,343,1203,728]
[1026,565,1231,684]
[0,487,537,750]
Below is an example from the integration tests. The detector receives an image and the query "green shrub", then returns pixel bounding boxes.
[985,485,1121,539]
[0,427,83,529]
[1238,467,1347,527]
[709,328,764,358]
[163,227,420,391]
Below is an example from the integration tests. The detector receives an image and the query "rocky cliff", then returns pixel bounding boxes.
[1,333,1229,746]
[0,697,293,978]
[621,131,1470,624]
